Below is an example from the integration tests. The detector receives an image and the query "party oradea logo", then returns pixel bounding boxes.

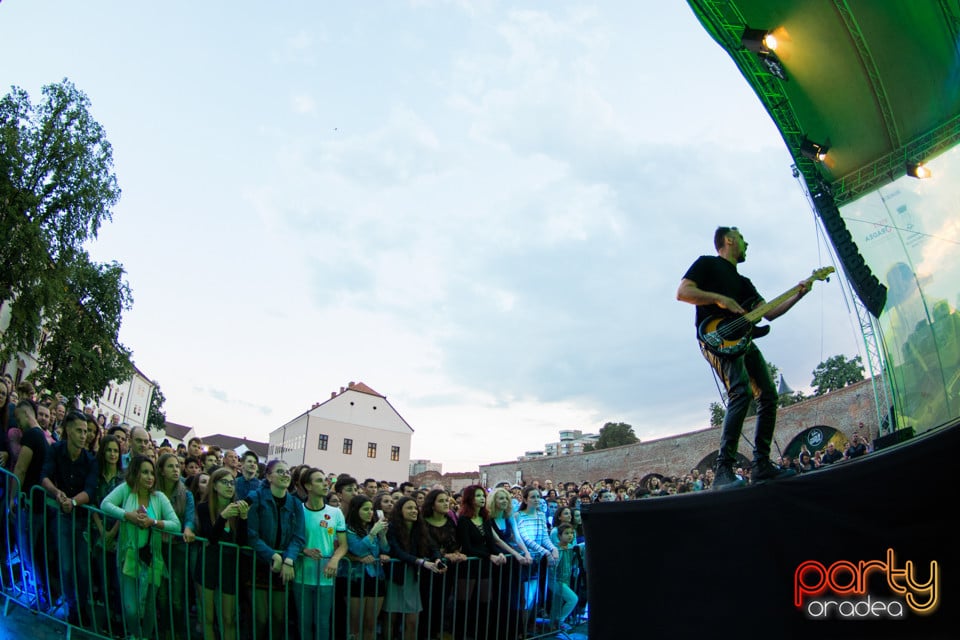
[794,548,939,619]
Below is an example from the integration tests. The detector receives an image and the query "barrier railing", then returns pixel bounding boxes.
[0,469,587,640]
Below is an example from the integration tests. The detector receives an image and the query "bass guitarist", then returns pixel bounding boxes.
[677,226,809,490]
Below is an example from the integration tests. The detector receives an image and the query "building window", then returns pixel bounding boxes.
[391,446,400,462]
[343,438,353,455]
[318,434,328,451]
[367,442,377,458]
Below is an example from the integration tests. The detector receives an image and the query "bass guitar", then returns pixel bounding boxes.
[698,267,834,357]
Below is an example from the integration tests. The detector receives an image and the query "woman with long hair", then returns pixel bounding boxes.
[485,487,533,639]
[515,485,559,637]
[85,417,101,453]
[385,496,444,640]
[155,453,196,640]
[456,485,509,639]
[90,434,124,630]
[549,506,573,546]
[246,459,305,640]
[345,494,389,640]
[419,489,466,638]
[486,488,532,563]
[196,466,249,640]
[100,455,181,640]
[373,491,395,519]
[187,471,211,504]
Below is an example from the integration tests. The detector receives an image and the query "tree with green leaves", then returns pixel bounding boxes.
[594,422,639,450]
[811,354,864,396]
[709,401,725,427]
[1,79,131,400]
[31,254,133,399]
[146,383,166,433]
[778,390,806,407]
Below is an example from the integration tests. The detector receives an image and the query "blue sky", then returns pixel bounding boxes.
[1,2,862,469]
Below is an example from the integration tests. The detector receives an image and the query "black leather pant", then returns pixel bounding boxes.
[701,342,778,466]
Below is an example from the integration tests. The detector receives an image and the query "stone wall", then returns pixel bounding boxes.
[410,470,482,492]
[479,379,879,487]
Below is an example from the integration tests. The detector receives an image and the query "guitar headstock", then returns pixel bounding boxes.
[809,266,835,283]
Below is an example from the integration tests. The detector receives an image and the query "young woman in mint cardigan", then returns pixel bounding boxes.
[100,455,181,640]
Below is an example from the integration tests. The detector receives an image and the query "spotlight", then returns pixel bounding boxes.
[906,162,931,179]
[741,28,778,53]
[741,27,786,80]
[800,137,829,162]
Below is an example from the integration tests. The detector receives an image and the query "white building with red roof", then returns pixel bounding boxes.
[268,381,413,483]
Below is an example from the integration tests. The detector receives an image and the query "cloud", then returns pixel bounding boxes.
[194,386,273,416]
[291,94,317,115]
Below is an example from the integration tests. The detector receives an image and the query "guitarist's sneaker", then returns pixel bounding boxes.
[713,464,746,490]
[751,458,797,483]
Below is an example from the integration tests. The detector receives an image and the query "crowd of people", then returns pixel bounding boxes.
[0,377,589,640]
[0,374,873,640]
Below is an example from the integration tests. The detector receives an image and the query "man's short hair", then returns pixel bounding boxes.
[108,424,129,437]
[188,437,203,447]
[714,226,737,251]
[336,474,358,492]
[241,450,259,463]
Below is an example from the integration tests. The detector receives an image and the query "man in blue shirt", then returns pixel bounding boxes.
[235,450,262,500]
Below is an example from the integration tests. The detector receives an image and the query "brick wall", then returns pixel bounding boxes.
[411,470,482,493]
[479,379,879,487]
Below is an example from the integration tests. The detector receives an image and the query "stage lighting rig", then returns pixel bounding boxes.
[741,28,777,53]
[906,162,931,179]
[741,26,787,80]
[800,136,829,162]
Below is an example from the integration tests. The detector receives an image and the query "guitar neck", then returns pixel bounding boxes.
[743,281,809,323]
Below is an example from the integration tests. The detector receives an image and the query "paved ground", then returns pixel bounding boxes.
[0,600,77,639]
[0,597,589,640]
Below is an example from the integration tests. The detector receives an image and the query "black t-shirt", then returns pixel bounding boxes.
[20,426,49,512]
[845,443,867,459]
[682,255,762,330]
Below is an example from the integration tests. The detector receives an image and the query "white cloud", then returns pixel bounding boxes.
[291,94,317,114]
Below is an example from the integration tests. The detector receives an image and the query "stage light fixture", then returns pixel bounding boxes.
[741,26,787,80]
[741,28,778,53]
[800,137,829,162]
[906,162,931,179]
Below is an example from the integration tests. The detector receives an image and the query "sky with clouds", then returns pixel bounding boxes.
[1,2,863,470]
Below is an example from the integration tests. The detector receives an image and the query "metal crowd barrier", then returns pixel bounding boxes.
[0,469,587,640]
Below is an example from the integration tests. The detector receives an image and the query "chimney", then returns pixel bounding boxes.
[339,386,345,394]
[348,381,355,388]
[330,392,336,399]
